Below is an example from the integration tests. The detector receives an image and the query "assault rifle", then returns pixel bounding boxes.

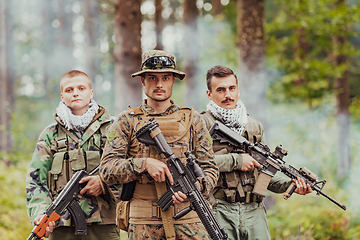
[26,166,99,240]
[209,120,346,211]
[135,120,228,240]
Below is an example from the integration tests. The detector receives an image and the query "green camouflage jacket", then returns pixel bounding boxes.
[26,106,120,227]
[100,100,219,196]
[201,110,291,195]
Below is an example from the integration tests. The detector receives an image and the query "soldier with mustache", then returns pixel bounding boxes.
[201,65,312,240]
[100,50,219,240]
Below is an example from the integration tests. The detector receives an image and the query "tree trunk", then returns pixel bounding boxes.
[333,0,351,179]
[0,0,14,156]
[84,0,98,80]
[155,0,164,50]
[113,0,142,113]
[41,0,56,101]
[212,0,223,16]
[57,0,76,76]
[237,0,267,130]
[84,0,101,98]
[183,0,200,110]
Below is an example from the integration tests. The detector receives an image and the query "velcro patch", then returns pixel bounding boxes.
[107,130,117,142]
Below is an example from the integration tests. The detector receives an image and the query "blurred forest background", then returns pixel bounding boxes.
[1,0,360,239]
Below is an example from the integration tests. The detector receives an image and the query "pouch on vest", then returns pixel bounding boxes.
[116,200,130,231]
[49,152,68,195]
[85,150,101,173]
[69,149,86,172]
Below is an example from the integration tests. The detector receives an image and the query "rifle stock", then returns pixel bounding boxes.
[135,120,228,240]
[26,166,99,240]
[209,120,346,211]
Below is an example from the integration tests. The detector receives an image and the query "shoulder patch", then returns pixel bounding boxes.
[206,132,213,145]
[107,130,117,142]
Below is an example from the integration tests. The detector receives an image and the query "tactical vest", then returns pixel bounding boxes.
[126,106,200,226]
[201,110,263,204]
[47,118,109,198]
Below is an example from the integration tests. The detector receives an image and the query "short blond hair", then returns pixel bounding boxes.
[60,70,92,91]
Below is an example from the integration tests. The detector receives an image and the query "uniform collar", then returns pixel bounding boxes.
[140,99,179,116]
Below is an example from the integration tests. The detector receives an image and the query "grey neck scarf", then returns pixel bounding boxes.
[56,99,99,138]
[207,100,248,135]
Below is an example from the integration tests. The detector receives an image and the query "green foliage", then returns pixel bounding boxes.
[0,161,33,240]
[266,0,360,108]
[266,102,360,239]
[267,194,355,239]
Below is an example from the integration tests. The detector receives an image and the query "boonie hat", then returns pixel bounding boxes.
[131,50,186,80]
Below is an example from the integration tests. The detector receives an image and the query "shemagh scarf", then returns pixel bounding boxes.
[56,99,99,138]
[207,100,248,135]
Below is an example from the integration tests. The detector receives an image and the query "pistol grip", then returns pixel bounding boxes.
[283,180,297,200]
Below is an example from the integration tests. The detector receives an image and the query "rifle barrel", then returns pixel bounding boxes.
[317,189,347,210]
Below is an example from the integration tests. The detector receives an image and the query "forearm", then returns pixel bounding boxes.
[194,114,219,195]
[267,173,292,193]
[214,153,243,172]
[100,152,146,185]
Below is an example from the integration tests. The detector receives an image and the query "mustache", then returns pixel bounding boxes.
[222,98,234,103]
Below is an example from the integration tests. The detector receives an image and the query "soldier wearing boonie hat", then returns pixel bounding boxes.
[100,50,219,240]
[131,50,185,80]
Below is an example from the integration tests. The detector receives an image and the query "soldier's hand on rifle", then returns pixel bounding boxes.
[145,158,174,185]
[240,154,261,171]
[172,191,188,204]
[79,175,104,196]
[34,214,55,239]
[294,177,313,195]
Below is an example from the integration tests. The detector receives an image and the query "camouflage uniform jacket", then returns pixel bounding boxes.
[26,106,119,226]
[201,110,291,196]
[100,100,219,197]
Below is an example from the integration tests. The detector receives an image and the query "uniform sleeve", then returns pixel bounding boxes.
[26,126,55,224]
[193,112,219,196]
[100,112,147,185]
[214,153,243,172]
[267,174,292,193]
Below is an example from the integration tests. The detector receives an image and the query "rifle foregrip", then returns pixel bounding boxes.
[283,181,296,200]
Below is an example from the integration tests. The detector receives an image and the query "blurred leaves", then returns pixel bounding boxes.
[0,161,33,240]
[266,0,360,109]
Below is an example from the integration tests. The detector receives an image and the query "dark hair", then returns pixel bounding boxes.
[60,70,91,91]
[206,65,238,91]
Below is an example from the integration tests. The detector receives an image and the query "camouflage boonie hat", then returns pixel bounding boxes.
[131,50,186,80]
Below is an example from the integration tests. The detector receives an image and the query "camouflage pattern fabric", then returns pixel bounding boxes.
[127,223,211,240]
[131,50,186,80]
[100,100,218,196]
[26,106,120,227]
[201,110,290,240]
[100,100,219,237]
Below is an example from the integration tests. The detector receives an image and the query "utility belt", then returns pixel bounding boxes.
[214,188,263,204]
[128,199,200,224]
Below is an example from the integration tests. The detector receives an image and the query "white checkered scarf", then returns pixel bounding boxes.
[207,100,248,135]
[56,99,99,138]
